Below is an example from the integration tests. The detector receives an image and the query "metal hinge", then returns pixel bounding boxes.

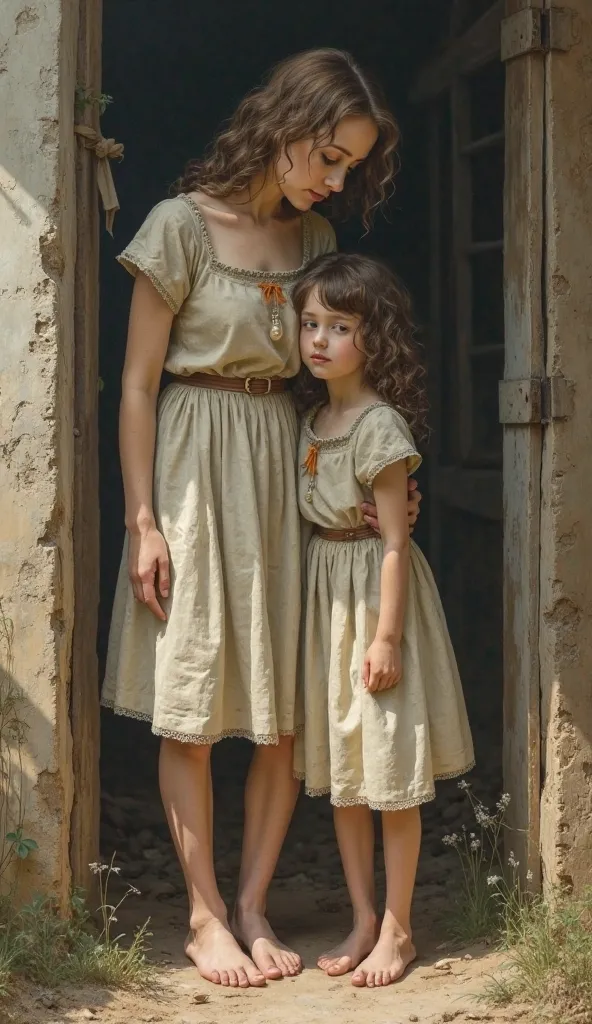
[499,376,574,425]
[501,7,579,62]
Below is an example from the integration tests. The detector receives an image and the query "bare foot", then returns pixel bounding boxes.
[232,907,302,979]
[185,916,266,988]
[351,925,416,988]
[317,917,378,976]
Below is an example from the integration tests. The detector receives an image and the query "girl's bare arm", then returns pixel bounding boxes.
[120,272,173,620]
[363,460,410,692]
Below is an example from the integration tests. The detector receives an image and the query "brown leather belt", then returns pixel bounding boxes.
[314,525,377,542]
[170,371,287,396]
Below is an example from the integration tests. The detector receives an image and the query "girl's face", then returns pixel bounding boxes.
[299,287,365,381]
[276,116,378,211]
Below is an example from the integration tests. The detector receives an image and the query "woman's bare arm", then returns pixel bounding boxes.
[120,272,173,619]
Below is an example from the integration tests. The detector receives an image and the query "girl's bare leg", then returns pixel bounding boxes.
[232,736,302,979]
[317,805,379,976]
[352,806,421,988]
[159,738,266,988]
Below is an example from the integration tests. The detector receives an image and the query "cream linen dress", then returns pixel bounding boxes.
[102,194,336,744]
[294,403,474,809]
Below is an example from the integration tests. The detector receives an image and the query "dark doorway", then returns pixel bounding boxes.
[97,0,504,925]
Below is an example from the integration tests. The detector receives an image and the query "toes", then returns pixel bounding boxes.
[288,951,302,971]
[228,969,239,987]
[220,970,230,987]
[327,956,352,976]
[209,970,221,985]
[352,969,367,987]
[237,967,249,988]
[261,957,283,980]
[366,971,376,988]
[246,966,267,988]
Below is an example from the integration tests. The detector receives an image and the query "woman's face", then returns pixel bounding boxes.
[276,116,378,212]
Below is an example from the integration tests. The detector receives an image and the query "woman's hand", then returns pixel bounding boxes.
[128,525,170,621]
[362,477,422,535]
[363,639,402,693]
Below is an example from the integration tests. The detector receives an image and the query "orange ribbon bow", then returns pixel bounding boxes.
[258,282,287,305]
[302,443,319,478]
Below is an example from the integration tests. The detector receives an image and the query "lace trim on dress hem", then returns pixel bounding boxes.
[116,252,179,313]
[434,760,476,781]
[294,761,476,809]
[101,699,303,746]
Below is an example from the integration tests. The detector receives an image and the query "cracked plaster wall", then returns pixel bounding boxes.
[0,0,78,903]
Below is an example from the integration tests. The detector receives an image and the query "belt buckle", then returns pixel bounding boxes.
[245,376,272,395]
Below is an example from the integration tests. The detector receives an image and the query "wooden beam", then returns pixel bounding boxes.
[70,0,103,898]
[502,0,545,890]
[411,0,504,103]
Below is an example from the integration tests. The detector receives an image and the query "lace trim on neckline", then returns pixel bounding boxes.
[304,402,397,451]
[179,193,311,284]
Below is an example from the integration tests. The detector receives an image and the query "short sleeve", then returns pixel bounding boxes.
[116,199,201,314]
[308,211,337,258]
[354,406,422,487]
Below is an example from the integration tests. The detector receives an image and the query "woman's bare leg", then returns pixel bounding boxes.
[159,738,266,988]
[232,736,302,979]
[317,805,379,976]
[352,806,420,988]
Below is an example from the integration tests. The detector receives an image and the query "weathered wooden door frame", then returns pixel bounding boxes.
[71,0,103,893]
[501,0,545,887]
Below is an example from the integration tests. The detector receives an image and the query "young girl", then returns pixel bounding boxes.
[101,49,422,988]
[293,253,474,989]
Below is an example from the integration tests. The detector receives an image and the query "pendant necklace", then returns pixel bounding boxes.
[258,282,286,342]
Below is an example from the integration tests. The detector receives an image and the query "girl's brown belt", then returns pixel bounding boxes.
[314,525,377,542]
[169,372,287,396]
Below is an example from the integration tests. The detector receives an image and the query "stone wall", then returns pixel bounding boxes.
[539,0,592,894]
[0,0,78,903]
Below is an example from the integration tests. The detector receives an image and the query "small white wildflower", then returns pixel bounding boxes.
[109,915,118,923]
[89,862,109,875]
[496,793,511,810]
[111,866,122,875]
[487,875,502,886]
[129,886,141,896]
[470,839,481,851]
[508,851,519,869]
[470,832,476,839]
[526,870,534,882]
[458,779,470,791]
[475,809,494,827]
[442,833,460,847]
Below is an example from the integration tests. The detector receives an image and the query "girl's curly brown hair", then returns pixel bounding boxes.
[172,49,399,230]
[292,253,429,443]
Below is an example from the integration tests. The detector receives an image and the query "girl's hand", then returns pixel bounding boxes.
[361,477,421,535]
[363,639,402,693]
[128,526,170,622]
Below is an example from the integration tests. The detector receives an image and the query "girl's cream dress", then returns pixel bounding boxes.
[294,403,474,809]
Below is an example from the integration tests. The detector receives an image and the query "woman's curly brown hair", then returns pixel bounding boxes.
[292,253,429,444]
[172,49,399,230]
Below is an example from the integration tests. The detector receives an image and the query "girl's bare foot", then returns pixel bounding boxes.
[351,924,416,988]
[185,916,266,988]
[232,906,302,979]
[317,916,378,976]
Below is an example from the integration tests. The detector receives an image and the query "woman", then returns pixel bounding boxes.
[102,48,422,989]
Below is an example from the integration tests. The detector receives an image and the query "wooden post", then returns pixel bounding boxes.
[70,0,103,895]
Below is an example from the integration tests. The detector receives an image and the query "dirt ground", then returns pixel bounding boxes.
[9,887,532,1024]
[8,726,532,1024]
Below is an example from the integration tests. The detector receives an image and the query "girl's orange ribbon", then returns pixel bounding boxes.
[302,443,319,478]
[258,282,287,306]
